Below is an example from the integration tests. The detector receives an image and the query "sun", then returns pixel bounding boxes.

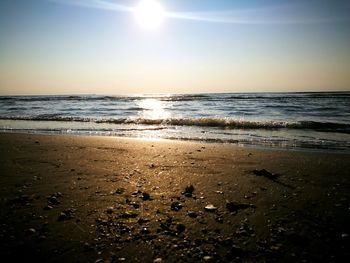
[134,0,165,30]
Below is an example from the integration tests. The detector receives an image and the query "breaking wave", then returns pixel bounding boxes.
[1,116,349,133]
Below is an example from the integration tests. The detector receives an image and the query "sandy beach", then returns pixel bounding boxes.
[0,133,349,262]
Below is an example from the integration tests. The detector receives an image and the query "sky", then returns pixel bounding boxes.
[0,0,350,95]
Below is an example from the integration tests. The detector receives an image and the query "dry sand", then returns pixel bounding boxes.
[0,133,349,262]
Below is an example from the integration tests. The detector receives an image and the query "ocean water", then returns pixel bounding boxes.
[0,92,350,152]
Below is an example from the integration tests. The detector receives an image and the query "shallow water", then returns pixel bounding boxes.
[1,92,350,152]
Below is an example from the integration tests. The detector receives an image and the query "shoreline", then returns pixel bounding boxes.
[1,131,349,155]
[1,133,349,262]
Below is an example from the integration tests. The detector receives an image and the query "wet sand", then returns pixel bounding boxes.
[0,133,349,262]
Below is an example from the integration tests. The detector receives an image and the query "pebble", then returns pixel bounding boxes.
[44,205,53,210]
[27,228,36,235]
[171,202,183,211]
[183,185,195,197]
[106,207,114,214]
[130,202,140,209]
[176,223,186,233]
[58,209,73,221]
[141,227,150,234]
[187,211,198,218]
[115,188,125,194]
[203,256,213,261]
[120,211,138,218]
[142,192,151,201]
[48,196,60,206]
[270,244,282,251]
[154,258,162,263]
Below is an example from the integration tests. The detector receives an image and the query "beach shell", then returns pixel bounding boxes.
[204,204,217,211]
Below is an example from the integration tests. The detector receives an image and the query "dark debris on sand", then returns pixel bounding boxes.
[252,169,279,180]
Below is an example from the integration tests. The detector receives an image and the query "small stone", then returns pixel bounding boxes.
[203,256,213,261]
[27,228,36,235]
[204,204,217,211]
[48,196,60,206]
[120,211,138,218]
[270,244,282,251]
[171,202,183,211]
[130,202,140,209]
[141,227,150,234]
[44,205,53,210]
[183,185,195,197]
[176,223,186,233]
[142,192,151,201]
[106,207,114,214]
[58,212,68,221]
[115,188,125,194]
[187,211,198,218]
[154,258,162,263]
[58,209,73,221]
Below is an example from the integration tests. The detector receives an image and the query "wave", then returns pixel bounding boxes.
[1,92,349,103]
[1,116,349,133]
[0,94,213,102]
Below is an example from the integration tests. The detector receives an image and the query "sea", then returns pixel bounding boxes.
[0,92,349,152]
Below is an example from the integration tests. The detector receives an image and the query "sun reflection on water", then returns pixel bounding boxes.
[138,98,170,119]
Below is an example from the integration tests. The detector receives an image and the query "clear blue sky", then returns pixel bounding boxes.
[0,0,349,95]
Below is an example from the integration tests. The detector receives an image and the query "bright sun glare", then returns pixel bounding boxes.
[139,99,170,119]
[134,0,165,30]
